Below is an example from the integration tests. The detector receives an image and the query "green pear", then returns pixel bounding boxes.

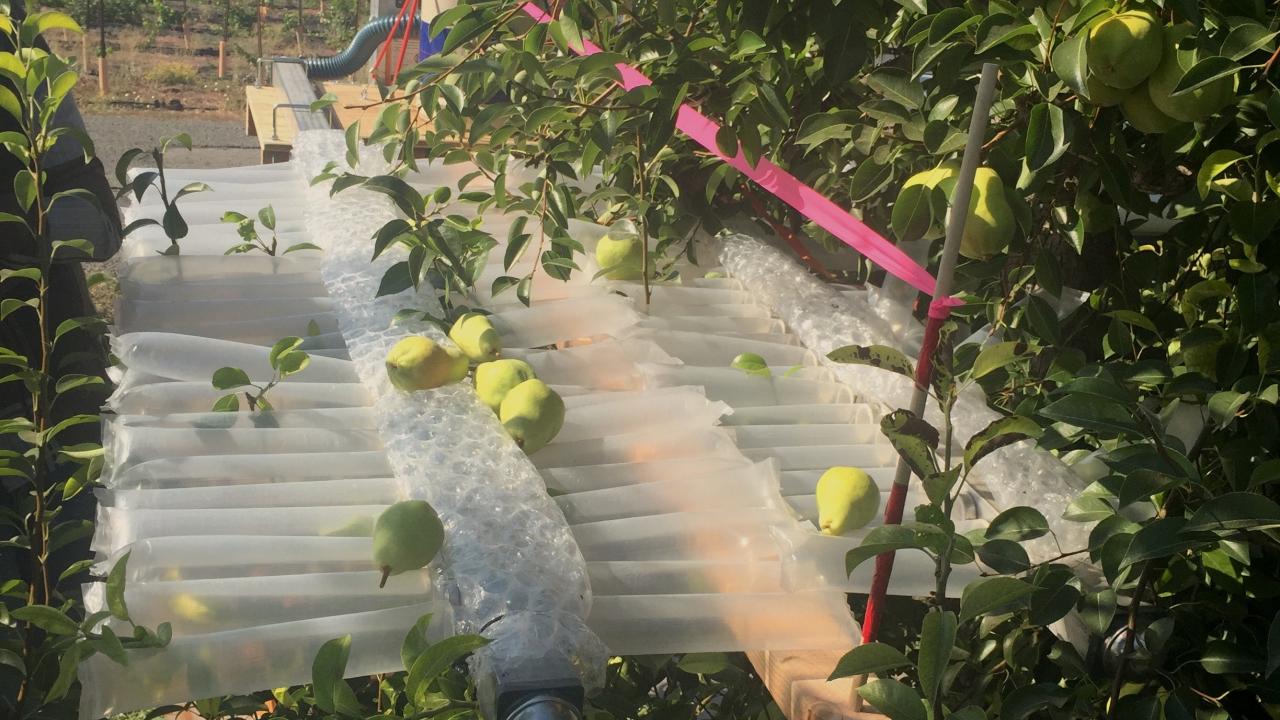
[1085,74,1128,107]
[372,500,445,588]
[1147,24,1237,122]
[1121,83,1182,134]
[475,358,537,412]
[499,378,565,454]
[595,232,644,280]
[448,312,502,363]
[937,167,1015,260]
[816,466,881,536]
[385,336,468,392]
[1087,11,1163,90]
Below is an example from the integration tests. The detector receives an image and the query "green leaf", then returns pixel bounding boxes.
[13,169,35,212]
[714,125,738,157]
[52,373,103,396]
[827,344,914,378]
[0,648,25,677]
[29,10,81,36]
[407,634,489,694]
[106,551,130,621]
[1185,492,1280,532]
[1207,390,1248,427]
[1039,394,1139,436]
[1000,683,1073,720]
[1024,103,1067,172]
[928,8,979,45]
[845,525,935,574]
[1196,150,1247,200]
[275,350,310,378]
[971,341,1031,379]
[865,68,924,110]
[1171,56,1240,97]
[211,394,240,412]
[976,538,1030,573]
[890,183,941,242]
[856,678,925,720]
[0,86,21,122]
[1028,570,1081,625]
[677,652,731,675]
[44,642,81,703]
[848,160,893,201]
[161,202,188,242]
[1222,23,1279,60]
[211,367,252,391]
[964,415,1042,470]
[1079,588,1117,636]
[364,175,426,218]
[959,576,1036,622]
[1200,639,1264,675]
[1120,517,1200,570]
[984,506,1049,542]
[977,15,1039,54]
[401,613,435,673]
[12,605,79,635]
[793,109,855,147]
[94,625,127,665]
[311,635,352,714]
[730,353,770,377]
[917,610,956,703]
[879,409,940,479]
[827,642,911,679]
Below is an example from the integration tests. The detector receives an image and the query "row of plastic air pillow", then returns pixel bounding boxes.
[84,269,431,712]
[485,228,993,596]
[717,235,1093,566]
[439,211,864,652]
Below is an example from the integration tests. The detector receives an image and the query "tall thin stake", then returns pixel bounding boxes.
[850,61,1000,709]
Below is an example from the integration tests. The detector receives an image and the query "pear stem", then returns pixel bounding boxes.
[379,566,391,589]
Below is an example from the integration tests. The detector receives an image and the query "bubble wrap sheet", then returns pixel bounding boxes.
[291,131,607,693]
[717,235,1091,562]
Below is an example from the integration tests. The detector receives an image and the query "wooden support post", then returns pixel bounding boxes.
[97,0,107,96]
[218,40,227,78]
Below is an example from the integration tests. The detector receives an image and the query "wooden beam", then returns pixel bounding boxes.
[747,649,884,720]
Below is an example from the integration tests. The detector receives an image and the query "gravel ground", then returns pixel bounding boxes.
[82,112,265,317]
[83,112,261,173]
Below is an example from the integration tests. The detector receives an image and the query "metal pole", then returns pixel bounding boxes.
[850,61,999,708]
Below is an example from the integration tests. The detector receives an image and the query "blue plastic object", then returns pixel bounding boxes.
[419,20,448,60]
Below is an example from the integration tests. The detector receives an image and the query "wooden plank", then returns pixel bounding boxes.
[244,85,296,162]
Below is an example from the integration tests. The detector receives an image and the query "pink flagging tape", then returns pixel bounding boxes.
[519,2,953,301]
